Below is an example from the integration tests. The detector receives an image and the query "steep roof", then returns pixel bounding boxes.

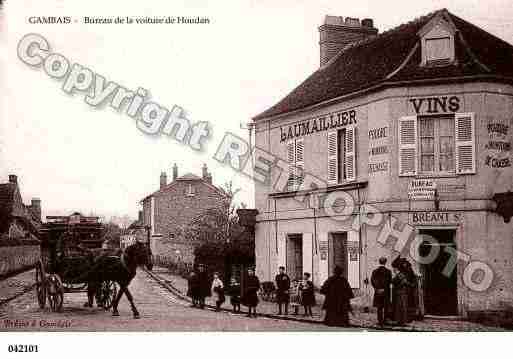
[0,183,15,233]
[253,9,513,121]
[140,174,229,202]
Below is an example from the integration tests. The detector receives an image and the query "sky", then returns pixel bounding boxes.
[1,0,512,221]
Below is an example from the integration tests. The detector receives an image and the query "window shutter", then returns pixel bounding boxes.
[287,140,295,191]
[345,127,356,181]
[398,116,418,176]
[295,138,304,189]
[455,113,476,174]
[327,131,338,184]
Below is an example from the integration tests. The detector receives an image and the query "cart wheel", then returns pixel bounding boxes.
[47,274,64,312]
[99,280,118,310]
[35,263,46,309]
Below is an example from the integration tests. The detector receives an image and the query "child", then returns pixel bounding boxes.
[289,280,301,315]
[229,278,241,313]
[299,272,316,317]
[211,272,225,311]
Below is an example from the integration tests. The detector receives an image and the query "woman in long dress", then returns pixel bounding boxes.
[320,266,354,327]
[241,268,260,318]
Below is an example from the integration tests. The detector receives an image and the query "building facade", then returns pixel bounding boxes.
[141,164,229,263]
[0,174,42,241]
[253,10,513,316]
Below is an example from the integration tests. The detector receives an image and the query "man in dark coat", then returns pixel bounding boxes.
[197,265,211,309]
[275,266,291,315]
[320,266,354,327]
[371,257,392,326]
[187,270,200,307]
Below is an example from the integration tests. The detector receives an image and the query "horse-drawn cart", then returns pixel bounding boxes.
[37,213,118,312]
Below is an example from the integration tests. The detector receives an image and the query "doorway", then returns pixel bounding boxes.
[419,229,458,316]
[286,234,303,281]
[329,232,347,278]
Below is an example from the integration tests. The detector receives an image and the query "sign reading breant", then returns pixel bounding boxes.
[411,211,461,225]
[408,179,437,200]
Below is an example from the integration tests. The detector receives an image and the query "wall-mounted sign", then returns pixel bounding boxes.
[347,242,359,261]
[408,96,461,114]
[411,211,461,225]
[369,161,388,173]
[319,241,328,261]
[280,109,357,142]
[369,145,389,156]
[408,179,437,200]
[368,127,388,140]
[485,122,511,169]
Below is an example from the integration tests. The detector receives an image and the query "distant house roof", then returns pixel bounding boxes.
[140,173,229,202]
[253,9,513,121]
[0,183,16,233]
[0,181,41,235]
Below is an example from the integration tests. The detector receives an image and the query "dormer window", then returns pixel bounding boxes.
[425,37,452,65]
[419,13,456,67]
[186,184,195,196]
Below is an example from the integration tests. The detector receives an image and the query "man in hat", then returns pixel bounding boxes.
[275,266,291,315]
[371,257,392,326]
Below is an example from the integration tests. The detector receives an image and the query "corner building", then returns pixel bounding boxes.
[252,10,513,317]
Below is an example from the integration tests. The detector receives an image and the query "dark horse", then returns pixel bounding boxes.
[85,242,151,318]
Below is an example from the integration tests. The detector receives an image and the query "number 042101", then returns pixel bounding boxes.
[7,345,39,353]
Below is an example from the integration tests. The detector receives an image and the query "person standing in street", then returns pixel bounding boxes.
[392,260,410,326]
[242,268,260,318]
[211,272,225,311]
[320,266,354,327]
[371,257,392,326]
[187,270,199,308]
[275,266,291,315]
[197,265,211,309]
[299,272,316,317]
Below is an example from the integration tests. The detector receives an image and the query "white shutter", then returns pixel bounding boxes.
[286,140,295,191]
[278,233,287,271]
[398,116,418,176]
[345,127,356,181]
[302,233,313,279]
[455,113,476,174]
[295,138,304,189]
[327,131,338,184]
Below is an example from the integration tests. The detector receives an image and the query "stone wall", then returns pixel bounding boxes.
[0,245,40,277]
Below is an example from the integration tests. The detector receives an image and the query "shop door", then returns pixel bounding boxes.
[286,234,303,280]
[419,229,458,316]
[329,232,347,278]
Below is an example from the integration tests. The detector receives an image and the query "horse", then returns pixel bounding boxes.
[85,241,151,318]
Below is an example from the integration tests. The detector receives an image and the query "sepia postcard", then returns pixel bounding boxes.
[0,0,512,356]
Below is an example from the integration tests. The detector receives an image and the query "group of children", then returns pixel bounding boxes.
[188,267,317,317]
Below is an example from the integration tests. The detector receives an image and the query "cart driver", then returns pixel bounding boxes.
[56,230,92,260]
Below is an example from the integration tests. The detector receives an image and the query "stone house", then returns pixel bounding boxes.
[252,9,513,317]
[0,174,42,241]
[140,164,230,263]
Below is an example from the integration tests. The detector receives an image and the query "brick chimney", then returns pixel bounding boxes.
[202,164,212,184]
[160,171,167,189]
[172,163,178,181]
[319,16,378,66]
[8,174,17,185]
[30,198,41,222]
[138,210,143,223]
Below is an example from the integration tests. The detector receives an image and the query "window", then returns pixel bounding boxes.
[186,184,195,196]
[425,37,451,65]
[286,138,304,191]
[399,113,475,176]
[328,127,356,184]
[419,116,454,173]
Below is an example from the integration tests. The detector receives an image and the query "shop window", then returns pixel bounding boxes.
[399,113,475,176]
[327,127,356,184]
[286,138,304,191]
